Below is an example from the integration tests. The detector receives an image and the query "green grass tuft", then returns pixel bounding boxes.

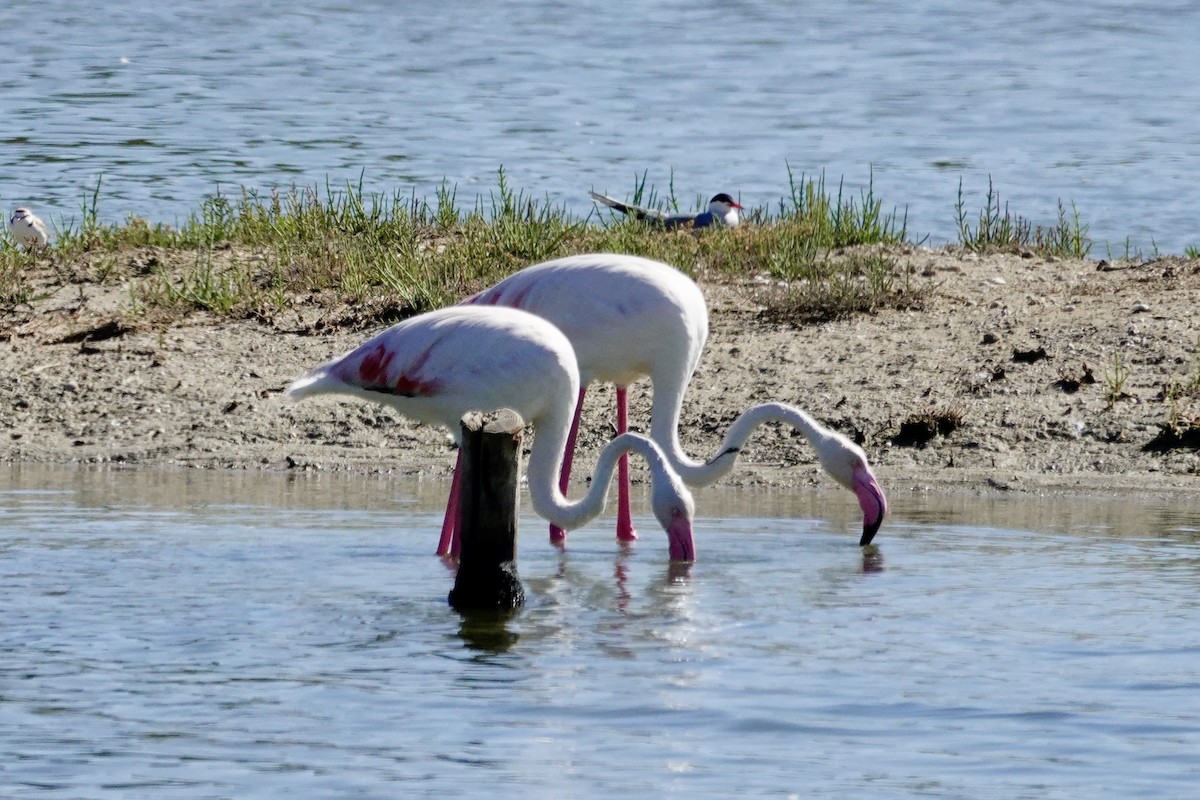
[956,177,1091,258]
[0,253,39,308]
[4,167,1133,329]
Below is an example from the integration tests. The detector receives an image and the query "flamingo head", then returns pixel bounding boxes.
[652,472,697,562]
[816,433,888,547]
[708,193,743,227]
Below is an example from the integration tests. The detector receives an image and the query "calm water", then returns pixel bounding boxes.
[1,465,1198,799]
[2,1,1198,253]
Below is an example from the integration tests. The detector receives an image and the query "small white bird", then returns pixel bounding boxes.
[9,207,49,249]
[589,190,743,229]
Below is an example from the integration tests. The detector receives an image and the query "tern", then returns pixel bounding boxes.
[8,207,49,249]
[588,190,743,229]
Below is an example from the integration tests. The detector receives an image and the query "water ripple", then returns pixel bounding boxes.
[0,1,1197,252]
[2,467,1200,796]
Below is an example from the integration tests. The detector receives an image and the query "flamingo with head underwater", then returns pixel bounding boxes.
[452,253,886,554]
[286,304,696,561]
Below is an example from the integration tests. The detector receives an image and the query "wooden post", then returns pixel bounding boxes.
[448,409,526,612]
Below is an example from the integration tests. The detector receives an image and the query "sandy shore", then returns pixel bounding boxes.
[2,248,1198,505]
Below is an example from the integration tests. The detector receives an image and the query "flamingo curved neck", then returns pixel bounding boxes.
[528,432,670,530]
[655,402,832,487]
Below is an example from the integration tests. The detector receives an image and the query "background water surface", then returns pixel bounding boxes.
[2,0,1198,253]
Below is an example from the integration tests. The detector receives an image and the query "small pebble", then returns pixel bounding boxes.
[1132,302,1151,313]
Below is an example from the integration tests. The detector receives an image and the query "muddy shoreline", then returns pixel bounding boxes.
[2,248,1198,505]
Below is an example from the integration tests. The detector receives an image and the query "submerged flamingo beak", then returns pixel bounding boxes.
[667,511,696,562]
[853,465,888,546]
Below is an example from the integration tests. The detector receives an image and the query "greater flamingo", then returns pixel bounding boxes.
[589,191,743,229]
[457,253,886,553]
[286,304,697,561]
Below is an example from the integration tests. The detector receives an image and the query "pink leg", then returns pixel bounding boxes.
[550,387,587,546]
[437,449,464,557]
[615,386,637,542]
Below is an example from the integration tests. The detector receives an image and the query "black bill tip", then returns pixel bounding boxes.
[859,518,882,547]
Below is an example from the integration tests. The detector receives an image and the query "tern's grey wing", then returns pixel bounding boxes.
[625,204,670,223]
[589,191,670,223]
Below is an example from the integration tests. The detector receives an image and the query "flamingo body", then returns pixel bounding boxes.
[467,254,706,391]
[290,306,573,439]
[287,305,696,561]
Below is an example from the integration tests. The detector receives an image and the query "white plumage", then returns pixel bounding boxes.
[8,207,49,249]
[460,254,887,552]
[287,304,697,561]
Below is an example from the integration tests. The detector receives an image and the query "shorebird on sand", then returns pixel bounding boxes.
[8,208,49,249]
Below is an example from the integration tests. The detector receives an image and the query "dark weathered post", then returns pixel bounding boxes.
[448,410,526,612]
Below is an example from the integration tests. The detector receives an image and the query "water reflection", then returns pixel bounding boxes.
[861,544,885,574]
[613,555,632,612]
[456,610,521,654]
[3,464,1200,798]
[4,463,1196,548]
